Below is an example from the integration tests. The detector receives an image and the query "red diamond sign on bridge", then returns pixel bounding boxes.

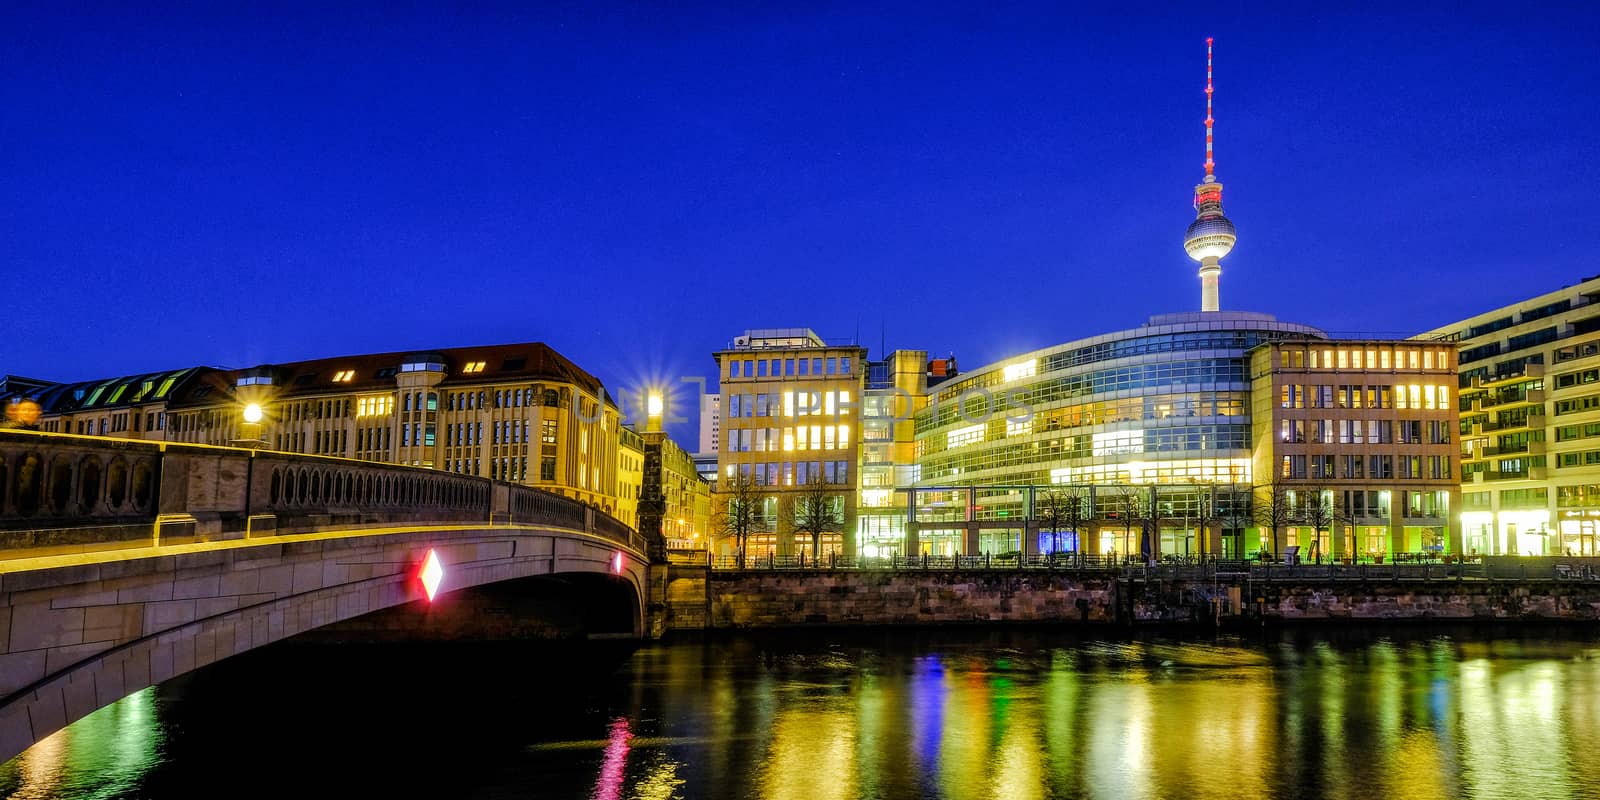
[420,548,444,601]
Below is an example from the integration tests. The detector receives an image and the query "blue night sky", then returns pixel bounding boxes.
[4,3,1599,443]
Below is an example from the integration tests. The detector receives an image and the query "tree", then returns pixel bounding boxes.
[1189,481,1223,560]
[1253,480,1294,561]
[1037,484,1092,561]
[1300,486,1334,563]
[1111,485,1157,564]
[714,472,764,568]
[1217,486,1254,560]
[1332,492,1361,563]
[790,474,842,565]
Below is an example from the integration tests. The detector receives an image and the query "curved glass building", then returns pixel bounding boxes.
[909,311,1325,558]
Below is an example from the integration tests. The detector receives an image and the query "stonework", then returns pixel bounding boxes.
[705,571,1115,627]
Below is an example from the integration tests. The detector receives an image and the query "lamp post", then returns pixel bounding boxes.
[235,402,267,449]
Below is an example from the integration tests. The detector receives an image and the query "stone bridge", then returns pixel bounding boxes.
[0,430,655,763]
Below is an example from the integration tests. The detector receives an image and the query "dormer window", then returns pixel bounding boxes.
[332,370,355,383]
[462,361,487,374]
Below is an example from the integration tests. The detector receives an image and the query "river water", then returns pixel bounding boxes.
[2,626,1598,799]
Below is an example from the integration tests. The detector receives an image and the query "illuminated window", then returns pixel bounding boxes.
[947,423,985,448]
[1003,361,1037,382]
[463,361,487,374]
[332,370,355,383]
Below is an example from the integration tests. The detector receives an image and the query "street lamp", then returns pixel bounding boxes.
[235,402,267,449]
[646,391,664,433]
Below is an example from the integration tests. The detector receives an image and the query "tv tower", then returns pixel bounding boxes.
[1183,37,1237,312]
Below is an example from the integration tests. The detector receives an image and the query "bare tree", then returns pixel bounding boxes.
[790,474,842,565]
[1108,485,1142,563]
[714,472,764,568]
[1301,486,1334,563]
[1036,484,1092,560]
[1332,491,1361,563]
[1217,486,1254,560]
[1253,480,1295,562]
[1190,482,1222,560]
[1110,485,1157,564]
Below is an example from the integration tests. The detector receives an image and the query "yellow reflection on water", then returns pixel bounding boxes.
[760,706,856,800]
[938,667,993,797]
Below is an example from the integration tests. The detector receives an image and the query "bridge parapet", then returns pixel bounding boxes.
[0,431,642,555]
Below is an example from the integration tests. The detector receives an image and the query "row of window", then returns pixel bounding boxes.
[44,412,163,436]
[1279,454,1452,481]
[399,423,436,448]
[724,390,856,419]
[1554,368,1600,389]
[726,460,853,486]
[1555,394,1600,416]
[920,359,1250,431]
[935,330,1294,403]
[444,456,556,482]
[918,428,1254,482]
[1278,419,1452,445]
[1276,346,1452,372]
[723,424,853,453]
[1279,384,1450,411]
[1555,422,1600,442]
[727,356,854,379]
[445,387,563,412]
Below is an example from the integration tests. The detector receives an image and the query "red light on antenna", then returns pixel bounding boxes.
[419,548,444,601]
[1207,37,1213,45]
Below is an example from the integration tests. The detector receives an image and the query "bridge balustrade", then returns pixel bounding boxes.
[0,431,639,555]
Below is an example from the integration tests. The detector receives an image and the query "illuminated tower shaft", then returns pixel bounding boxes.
[1183,37,1236,312]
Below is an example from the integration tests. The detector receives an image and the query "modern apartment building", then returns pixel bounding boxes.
[711,328,866,557]
[1419,275,1600,556]
[1250,339,1461,560]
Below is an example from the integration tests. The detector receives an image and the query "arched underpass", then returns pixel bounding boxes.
[304,572,645,642]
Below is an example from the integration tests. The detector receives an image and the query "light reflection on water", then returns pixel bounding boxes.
[2,630,1598,799]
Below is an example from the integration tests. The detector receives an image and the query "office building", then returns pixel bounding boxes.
[1250,339,1460,559]
[711,328,866,557]
[1418,275,1600,556]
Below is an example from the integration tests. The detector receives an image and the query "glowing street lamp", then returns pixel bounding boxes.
[234,402,268,448]
[646,391,664,433]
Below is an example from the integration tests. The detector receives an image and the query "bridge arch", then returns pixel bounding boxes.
[0,430,659,765]
[0,526,647,763]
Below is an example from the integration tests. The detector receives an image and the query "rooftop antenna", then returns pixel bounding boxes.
[1183,36,1237,312]
[1205,36,1215,178]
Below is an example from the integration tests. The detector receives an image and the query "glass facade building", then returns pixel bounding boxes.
[909,312,1324,558]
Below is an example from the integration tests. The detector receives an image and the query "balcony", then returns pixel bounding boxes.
[1484,441,1543,457]
[1480,467,1548,482]
[1475,363,1545,389]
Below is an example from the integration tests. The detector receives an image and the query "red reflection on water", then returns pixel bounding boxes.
[591,717,631,800]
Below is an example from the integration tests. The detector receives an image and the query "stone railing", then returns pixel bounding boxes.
[0,430,642,555]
